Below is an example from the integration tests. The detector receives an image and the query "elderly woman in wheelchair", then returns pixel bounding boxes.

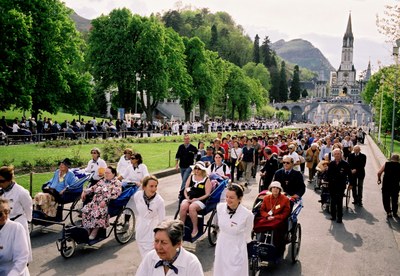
[253,181,291,258]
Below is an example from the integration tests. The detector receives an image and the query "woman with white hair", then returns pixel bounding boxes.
[253,181,291,258]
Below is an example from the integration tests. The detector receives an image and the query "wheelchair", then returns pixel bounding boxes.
[248,191,303,274]
[174,178,229,245]
[56,185,138,258]
[30,170,93,233]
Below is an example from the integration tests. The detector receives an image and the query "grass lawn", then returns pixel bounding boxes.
[2,109,106,123]
[1,141,181,196]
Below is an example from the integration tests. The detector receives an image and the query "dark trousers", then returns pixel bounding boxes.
[230,159,240,182]
[330,189,345,219]
[382,188,399,215]
[351,176,365,203]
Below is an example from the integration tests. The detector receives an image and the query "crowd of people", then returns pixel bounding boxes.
[0,115,285,143]
[1,122,400,275]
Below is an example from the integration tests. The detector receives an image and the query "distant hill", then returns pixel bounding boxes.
[70,12,91,33]
[271,39,335,80]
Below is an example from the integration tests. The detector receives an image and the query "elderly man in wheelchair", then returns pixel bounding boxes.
[253,181,291,259]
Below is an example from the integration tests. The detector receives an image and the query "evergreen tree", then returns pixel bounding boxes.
[279,61,288,102]
[253,34,260,64]
[289,65,301,101]
[268,57,280,103]
[210,24,218,51]
[260,36,273,68]
[302,89,308,98]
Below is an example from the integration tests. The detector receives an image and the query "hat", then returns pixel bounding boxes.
[193,161,207,171]
[269,181,283,192]
[59,158,72,167]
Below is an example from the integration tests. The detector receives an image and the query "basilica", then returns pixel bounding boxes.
[274,13,372,126]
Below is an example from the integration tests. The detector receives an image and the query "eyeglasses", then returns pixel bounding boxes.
[193,167,200,170]
[131,157,137,160]
[282,162,291,164]
[0,210,10,218]
[91,152,98,154]
[0,179,8,183]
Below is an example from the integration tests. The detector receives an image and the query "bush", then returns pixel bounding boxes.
[21,160,34,170]
[1,158,15,166]
[102,141,128,163]
[34,157,54,170]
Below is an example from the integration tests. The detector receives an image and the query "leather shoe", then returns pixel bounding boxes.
[330,217,336,221]
[336,218,342,223]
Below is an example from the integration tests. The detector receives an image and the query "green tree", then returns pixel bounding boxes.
[269,57,280,103]
[210,24,218,51]
[184,37,216,120]
[1,0,90,119]
[279,61,288,102]
[0,5,32,111]
[162,10,183,33]
[253,34,260,64]
[289,65,301,101]
[242,62,271,101]
[88,9,142,114]
[260,36,273,68]
[302,89,308,98]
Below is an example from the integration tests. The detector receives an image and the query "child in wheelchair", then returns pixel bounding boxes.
[253,181,291,259]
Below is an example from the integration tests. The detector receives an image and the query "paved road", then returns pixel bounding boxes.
[29,135,400,275]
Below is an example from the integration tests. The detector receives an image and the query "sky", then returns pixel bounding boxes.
[64,0,398,76]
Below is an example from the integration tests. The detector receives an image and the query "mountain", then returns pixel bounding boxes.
[70,12,91,33]
[271,39,335,80]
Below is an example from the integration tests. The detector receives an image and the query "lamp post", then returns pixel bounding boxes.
[391,39,400,156]
[135,73,141,114]
[378,81,384,144]
[225,94,229,121]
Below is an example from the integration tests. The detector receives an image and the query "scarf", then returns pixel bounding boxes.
[154,248,180,274]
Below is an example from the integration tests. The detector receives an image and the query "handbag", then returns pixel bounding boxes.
[305,155,312,162]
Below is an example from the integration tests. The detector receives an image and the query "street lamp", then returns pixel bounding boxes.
[135,72,141,114]
[378,78,384,144]
[391,39,400,156]
[225,94,229,121]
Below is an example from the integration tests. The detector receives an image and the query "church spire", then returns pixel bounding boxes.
[343,13,354,47]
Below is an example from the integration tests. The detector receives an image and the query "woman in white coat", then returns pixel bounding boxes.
[134,175,165,258]
[0,198,30,276]
[213,184,253,276]
[0,165,33,263]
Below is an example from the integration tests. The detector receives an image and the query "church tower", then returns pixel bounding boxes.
[330,13,360,100]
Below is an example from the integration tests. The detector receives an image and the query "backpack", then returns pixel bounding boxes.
[210,163,227,175]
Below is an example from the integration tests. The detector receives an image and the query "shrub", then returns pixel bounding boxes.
[34,157,54,170]
[1,158,15,166]
[102,141,128,163]
[21,160,34,170]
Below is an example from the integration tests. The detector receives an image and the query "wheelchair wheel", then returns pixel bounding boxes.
[60,238,76,258]
[345,188,351,210]
[28,221,34,234]
[291,223,301,263]
[250,257,259,276]
[207,209,219,246]
[114,207,135,244]
[70,200,82,226]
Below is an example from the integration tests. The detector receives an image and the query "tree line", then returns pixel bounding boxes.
[1,1,308,122]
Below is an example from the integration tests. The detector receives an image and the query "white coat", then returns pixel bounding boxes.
[85,157,107,181]
[0,219,30,276]
[122,164,149,211]
[133,190,165,258]
[213,203,253,276]
[136,247,204,276]
[116,155,131,176]
[1,183,33,262]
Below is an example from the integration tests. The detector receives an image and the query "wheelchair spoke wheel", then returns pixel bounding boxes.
[70,200,82,226]
[28,221,34,234]
[291,223,301,263]
[60,238,76,258]
[114,207,135,244]
[207,209,219,246]
[250,257,259,276]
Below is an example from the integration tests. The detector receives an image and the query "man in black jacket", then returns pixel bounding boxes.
[326,148,352,223]
[175,134,197,190]
[347,145,367,206]
[259,148,279,192]
[273,155,305,201]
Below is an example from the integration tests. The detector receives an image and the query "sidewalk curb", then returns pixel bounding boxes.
[153,168,178,179]
[365,134,388,169]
